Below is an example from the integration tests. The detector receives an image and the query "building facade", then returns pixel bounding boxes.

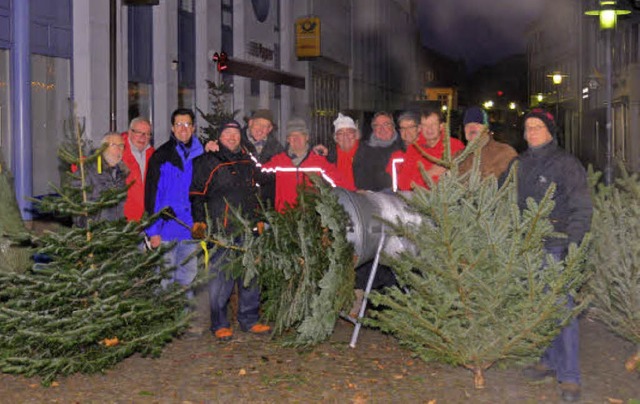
[0,0,423,219]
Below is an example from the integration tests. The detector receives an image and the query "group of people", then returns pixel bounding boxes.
[79,104,590,401]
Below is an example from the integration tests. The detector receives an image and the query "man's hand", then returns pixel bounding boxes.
[313,144,328,156]
[191,222,207,239]
[150,235,162,249]
[205,140,220,153]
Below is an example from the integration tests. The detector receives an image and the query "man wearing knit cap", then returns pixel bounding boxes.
[190,117,271,341]
[261,117,349,212]
[325,113,360,190]
[457,106,517,178]
[241,109,283,207]
[516,108,592,402]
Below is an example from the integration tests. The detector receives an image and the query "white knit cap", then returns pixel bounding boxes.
[333,113,357,133]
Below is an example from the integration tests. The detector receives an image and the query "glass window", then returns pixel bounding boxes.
[30,54,70,196]
[0,49,10,168]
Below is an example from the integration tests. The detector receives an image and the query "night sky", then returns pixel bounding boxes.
[417,0,546,71]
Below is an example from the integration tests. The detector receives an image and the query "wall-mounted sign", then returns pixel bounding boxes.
[247,41,274,62]
[295,17,320,58]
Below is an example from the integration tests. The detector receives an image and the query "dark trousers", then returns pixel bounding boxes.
[355,261,398,290]
[208,249,260,332]
[541,246,581,385]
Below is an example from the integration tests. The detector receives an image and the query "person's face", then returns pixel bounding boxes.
[420,113,443,145]
[372,115,395,141]
[219,128,241,151]
[103,135,125,167]
[524,117,553,148]
[172,114,195,144]
[248,118,273,142]
[128,121,152,152]
[398,119,420,145]
[335,128,357,151]
[287,131,309,155]
[464,122,485,142]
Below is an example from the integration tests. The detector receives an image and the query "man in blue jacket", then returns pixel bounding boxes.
[145,108,204,300]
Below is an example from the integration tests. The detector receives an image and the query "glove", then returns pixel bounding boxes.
[191,222,207,239]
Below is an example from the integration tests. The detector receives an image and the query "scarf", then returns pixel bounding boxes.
[336,140,358,189]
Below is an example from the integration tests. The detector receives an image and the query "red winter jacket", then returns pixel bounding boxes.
[261,150,352,212]
[121,132,155,221]
[393,134,465,191]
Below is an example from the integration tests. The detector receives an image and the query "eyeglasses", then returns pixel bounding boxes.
[108,143,125,149]
[399,125,418,132]
[174,122,193,128]
[131,128,152,137]
[372,122,394,129]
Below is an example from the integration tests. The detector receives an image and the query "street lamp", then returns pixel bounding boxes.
[585,0,631,185]
[547,72,567,123]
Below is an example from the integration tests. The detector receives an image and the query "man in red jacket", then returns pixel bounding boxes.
[261,117,350,212]
[122,117,155,221]
[395,108,465,191]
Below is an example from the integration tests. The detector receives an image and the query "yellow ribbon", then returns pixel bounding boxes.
[200,240,209,267]
[97,155,102,174]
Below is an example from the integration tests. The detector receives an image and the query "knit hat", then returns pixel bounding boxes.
[463,106,489,126]
[220,118,242,133]
[286,117,309,136]
[251,109,274,124]
[333,113,357,133]
[524,108,556,136]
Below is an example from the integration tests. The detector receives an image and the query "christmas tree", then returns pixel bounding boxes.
[365,164,591,388]
[587,166,640,372]
[207,177,355,345]
[0,152,32,273]
[0,113,191,385]
[196,79,238,142]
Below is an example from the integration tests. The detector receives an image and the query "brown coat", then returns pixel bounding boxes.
[458,133,517,179]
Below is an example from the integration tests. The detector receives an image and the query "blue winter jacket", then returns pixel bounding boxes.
[144,135,204,241]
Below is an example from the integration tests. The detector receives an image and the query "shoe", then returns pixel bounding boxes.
[522,363,556,380]
[247,323,271,334]
[559,382,580,402]
[214,327,233,341]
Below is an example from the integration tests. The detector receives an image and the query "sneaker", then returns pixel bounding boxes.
[214,327,233,341]
[522,363,555,380]
[247,323,271,334]
[559,382,580,402]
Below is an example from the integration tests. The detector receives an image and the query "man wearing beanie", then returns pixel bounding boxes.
[241,109,283,207]
[261,117,349,212]
[189,118,270,341]
[516,108,592,402]
[457,106,517,178]
[325,113,360,190]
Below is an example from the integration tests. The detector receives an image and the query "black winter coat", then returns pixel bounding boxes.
[189,146,261,232]
[515,141,592,249]
[352,137,404,191]
[241,128,283,207]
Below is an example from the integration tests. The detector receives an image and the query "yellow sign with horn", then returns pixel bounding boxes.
[295,17,321,58]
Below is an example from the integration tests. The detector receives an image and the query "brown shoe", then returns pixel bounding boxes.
[247,323,271,334]
[214,327,233,341]
[522,363,555,380]
[559,382,580,402]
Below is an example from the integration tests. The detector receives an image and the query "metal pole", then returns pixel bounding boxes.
[604,28,613,185]
[109,0,117,132]
[11,0,32,220]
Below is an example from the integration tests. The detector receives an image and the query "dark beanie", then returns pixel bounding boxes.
[524,108,556,136]
[463,106,489,126]
[220,118,242,133]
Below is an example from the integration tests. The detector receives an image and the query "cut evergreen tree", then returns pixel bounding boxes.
[587,165,640,372]
[207,177,355,345]
[365,164,591,388]
[196,79,239,142]
[0,113,191,385]
[0,152,32,273]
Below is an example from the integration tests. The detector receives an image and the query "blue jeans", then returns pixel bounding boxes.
[160,240,199,300]
[541,246,581,385]
[208,248,260,332]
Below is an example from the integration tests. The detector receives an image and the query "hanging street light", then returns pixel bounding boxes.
[585,0,631,185]
[547,72,568,125]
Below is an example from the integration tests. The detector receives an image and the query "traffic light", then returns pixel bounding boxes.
[212,52,228,72]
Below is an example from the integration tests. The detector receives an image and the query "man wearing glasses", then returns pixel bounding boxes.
[352,111,404,191]
[145,108,204,301]
[122,117,155,221]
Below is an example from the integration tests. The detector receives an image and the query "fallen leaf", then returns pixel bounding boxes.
[29,384,38,388]
[238,368,247,376]
[392,374,404,379]
[427,400,436,404]
[50,381,59,387]
[607,398,624,404]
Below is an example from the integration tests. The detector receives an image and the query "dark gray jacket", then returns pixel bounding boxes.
[73,161,128,227]
[515,141,592,249]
